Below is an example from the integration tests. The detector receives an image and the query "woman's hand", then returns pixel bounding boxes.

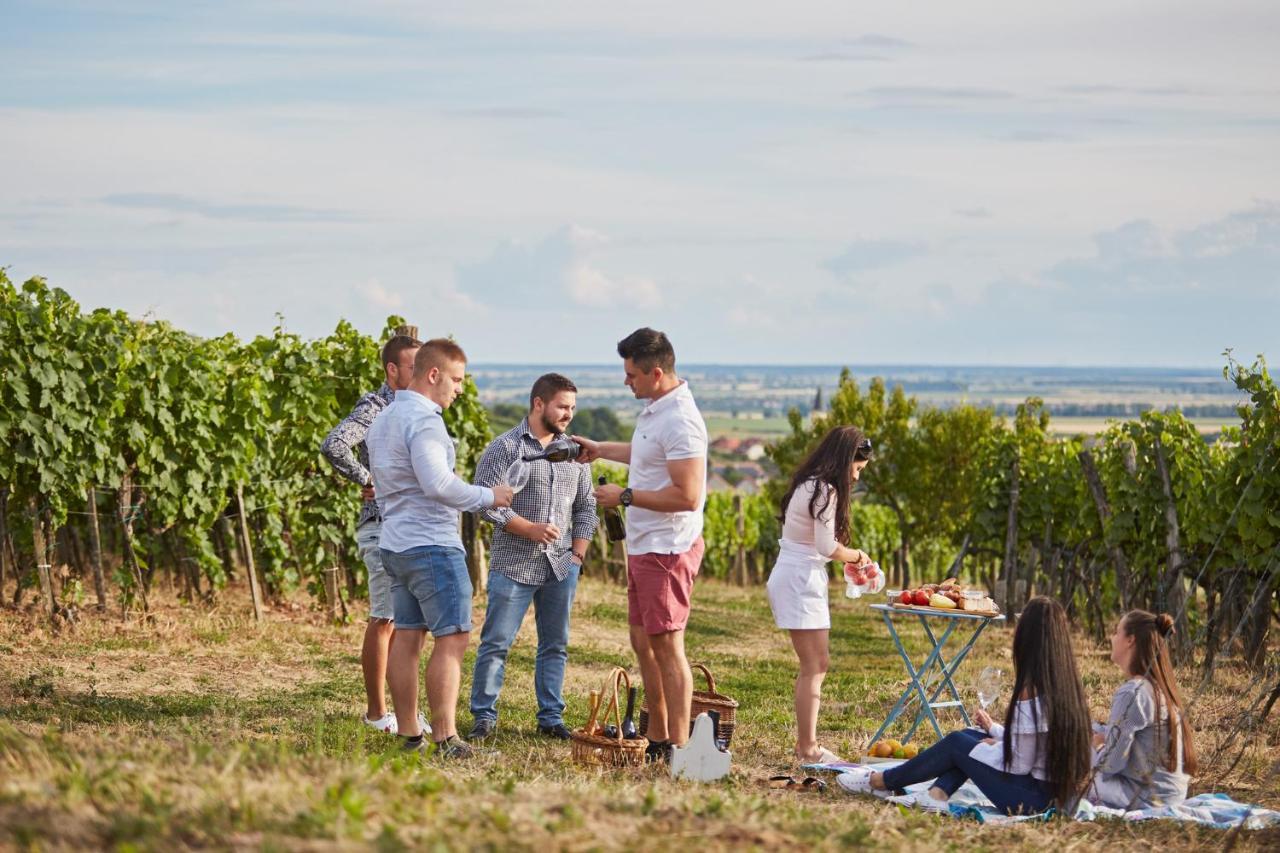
[973,708,994,732]
[1092,731,1106,749]
[845,549,870,567]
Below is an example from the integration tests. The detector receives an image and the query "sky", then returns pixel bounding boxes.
[1,1,1278,366]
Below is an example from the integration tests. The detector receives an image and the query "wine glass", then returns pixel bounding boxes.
[505,458,531,494]
[976,666,1005,711]
[539,493,573,555]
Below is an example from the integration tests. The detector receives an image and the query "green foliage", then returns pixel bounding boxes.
[0,272,490,603]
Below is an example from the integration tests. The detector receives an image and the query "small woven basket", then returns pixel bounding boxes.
[639,662,739,747]
[570,667,648,768]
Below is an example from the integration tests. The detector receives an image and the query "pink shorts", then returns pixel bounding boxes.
[627,538,704,635]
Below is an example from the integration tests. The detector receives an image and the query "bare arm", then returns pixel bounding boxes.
[598,456,704,512]
[571,436,631,465]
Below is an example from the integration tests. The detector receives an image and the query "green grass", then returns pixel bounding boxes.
[1,577,1276,851]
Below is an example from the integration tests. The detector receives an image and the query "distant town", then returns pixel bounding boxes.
[472,363,1247,495]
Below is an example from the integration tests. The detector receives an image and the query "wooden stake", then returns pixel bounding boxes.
[235,484,264,623]
[86,487,107,611]
[732,494,746,586]
[997,454,1020,619]
[1153,436,1189,654]
[1079,448,1130,610]
[30,497,57,622]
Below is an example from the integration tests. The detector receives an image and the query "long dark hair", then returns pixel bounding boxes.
[1004,596,1092,810]
[1122,610,1198,775]
[779,426,871,545]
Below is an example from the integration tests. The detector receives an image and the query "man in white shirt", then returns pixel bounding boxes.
[366,338,513,758]
[573,328,708,762]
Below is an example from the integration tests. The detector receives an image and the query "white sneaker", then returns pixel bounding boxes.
[363,712,398,734]
[838,767,894,799]
[894,789,951,813]
[837,767,876,794]
[417,711,433,736]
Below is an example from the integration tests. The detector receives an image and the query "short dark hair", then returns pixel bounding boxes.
[616,327,675,373]
[529,373,578,408]
[381,334,422,369]
[413,338,468,377]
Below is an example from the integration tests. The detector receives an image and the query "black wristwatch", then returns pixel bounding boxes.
[620,487,634,507]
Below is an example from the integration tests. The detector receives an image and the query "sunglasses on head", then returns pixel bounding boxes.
[855,438,873,459]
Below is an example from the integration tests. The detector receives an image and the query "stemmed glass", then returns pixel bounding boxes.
[505,458,531,494]
[973,666,1005,729]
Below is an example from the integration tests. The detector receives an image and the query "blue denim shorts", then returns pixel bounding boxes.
[380,545,473,637]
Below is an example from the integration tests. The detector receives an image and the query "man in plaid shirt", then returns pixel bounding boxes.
[468,373,598,740]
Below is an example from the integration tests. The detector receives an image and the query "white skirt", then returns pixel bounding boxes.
[766,539,831,630]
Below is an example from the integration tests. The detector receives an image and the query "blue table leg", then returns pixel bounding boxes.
[905,616,989,739]
[867,610,917,746]
[901,618,956,740]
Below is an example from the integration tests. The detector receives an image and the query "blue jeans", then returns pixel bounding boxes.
[380,545,473,637]
[470,566,579,727]
[882,729,1054,815]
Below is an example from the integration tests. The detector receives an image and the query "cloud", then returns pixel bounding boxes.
[860,86,1015,101]
[800,52,890,63]
[359,278,402,310]
[99,193,355,223]
[456,225,662,311]
[1047,203,1280,297]
[442,107,564,120]
[822,239,928,278]
[954,207,992,219]
[998,130,1073,142]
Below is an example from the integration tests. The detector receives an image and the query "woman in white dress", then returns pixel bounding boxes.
[767,425,873,763]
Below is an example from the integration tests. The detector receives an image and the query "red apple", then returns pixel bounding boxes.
[913,589,931,606]
[898,590,913,604]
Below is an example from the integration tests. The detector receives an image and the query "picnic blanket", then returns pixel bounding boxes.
[803,761,1280,830]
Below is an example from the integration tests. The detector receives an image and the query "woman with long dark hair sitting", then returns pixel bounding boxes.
[842,596,1093,815]
[1087,610,1195,809]
[767,425,874,763]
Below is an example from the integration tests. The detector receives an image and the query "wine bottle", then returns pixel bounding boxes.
[599,476,627,542]
[708,709,727,751]
[522,437,582,463]
[620,686,638,740]
[587,690,602,735]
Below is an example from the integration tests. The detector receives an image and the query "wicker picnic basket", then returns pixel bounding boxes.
[638,661,739,747]
[570,667,648,768]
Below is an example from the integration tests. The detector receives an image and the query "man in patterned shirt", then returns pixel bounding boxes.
[467,373,598,741]
[320,334,421,734]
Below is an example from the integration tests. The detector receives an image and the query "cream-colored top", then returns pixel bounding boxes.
[781,479,839,559]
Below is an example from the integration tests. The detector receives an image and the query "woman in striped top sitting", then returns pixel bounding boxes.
[842,596,1093,815]
[1086,611,1195,810]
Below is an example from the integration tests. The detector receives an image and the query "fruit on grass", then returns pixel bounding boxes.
[929,593,957,609]
[892,746,906,759]
[885,739,903,753]
[902,743,920,759]
[871,741,893,758]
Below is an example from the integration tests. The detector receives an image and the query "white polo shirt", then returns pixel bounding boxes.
[626,381,708,555]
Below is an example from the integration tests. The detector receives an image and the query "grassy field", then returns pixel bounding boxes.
[1,576,1276,851]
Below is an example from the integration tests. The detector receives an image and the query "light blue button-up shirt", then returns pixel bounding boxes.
[366,389,494,553]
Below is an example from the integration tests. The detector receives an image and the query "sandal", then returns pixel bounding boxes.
[800,777,828,793]
[768,775,798,789]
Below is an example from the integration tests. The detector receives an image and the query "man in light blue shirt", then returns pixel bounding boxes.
[367,338,513,758]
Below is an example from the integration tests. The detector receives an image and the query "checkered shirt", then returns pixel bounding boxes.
[475,418,598,585]
[320,383,394,529]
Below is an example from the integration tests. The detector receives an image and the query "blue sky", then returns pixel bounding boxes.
[2,1,1277,365]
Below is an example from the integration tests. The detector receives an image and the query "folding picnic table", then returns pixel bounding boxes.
[867,603,1005,746]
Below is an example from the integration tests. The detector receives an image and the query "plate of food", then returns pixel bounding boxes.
[890,578,1000,617]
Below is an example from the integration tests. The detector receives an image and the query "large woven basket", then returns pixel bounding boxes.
[639,662,739,747]
[570,667,648,768]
